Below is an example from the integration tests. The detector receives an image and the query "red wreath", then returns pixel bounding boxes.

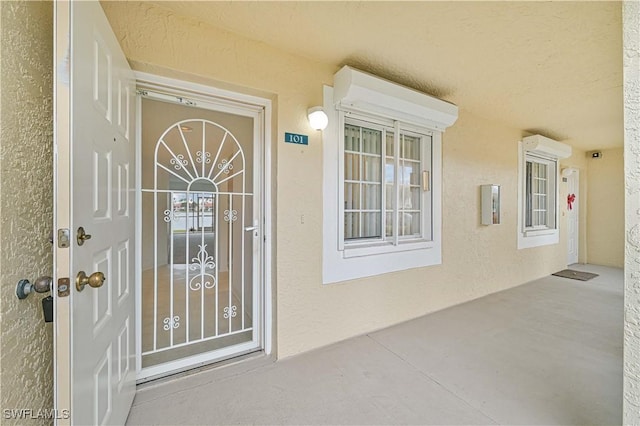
[567,193,576,210]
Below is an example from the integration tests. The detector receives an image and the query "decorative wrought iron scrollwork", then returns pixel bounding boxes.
[170,154,188,170]
[217,159,233,174]
[163,316,180,330]
[224,305,237,319]
[196,151,211,164]
[189,244,217,291]
[224,209,238,222]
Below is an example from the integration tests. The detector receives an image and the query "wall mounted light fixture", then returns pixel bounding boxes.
[561,167,577,177]
[307,106,328,130]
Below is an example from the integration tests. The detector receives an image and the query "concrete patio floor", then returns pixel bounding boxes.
[127,264,622,425]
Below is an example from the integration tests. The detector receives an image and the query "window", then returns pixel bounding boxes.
[342,117,432,249]
[517,136,570,249]
[524,154,557,231]
[322,66,458,283]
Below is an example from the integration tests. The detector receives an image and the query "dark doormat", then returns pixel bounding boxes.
[552,269,599,281]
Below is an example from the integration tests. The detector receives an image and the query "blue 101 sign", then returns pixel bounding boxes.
[285,132,308,145]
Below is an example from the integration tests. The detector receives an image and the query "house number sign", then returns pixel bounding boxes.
[284,132,308,145]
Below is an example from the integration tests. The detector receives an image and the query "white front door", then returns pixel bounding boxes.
[54,1,136,424]
[566,170,579,265]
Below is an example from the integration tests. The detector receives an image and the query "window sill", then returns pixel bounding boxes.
[517,229,559,250]
[523,228,557,237]
[343,239,434,258]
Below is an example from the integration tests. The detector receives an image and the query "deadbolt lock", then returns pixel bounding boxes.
[76,227,92,246]
[76,271,106,292]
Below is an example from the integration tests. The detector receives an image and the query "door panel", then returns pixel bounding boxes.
[567,171,579,265]
[54,1,136,424]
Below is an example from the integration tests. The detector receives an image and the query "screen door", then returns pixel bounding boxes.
[139,94,262,379]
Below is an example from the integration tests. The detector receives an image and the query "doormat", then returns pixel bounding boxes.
[552,269,599,281]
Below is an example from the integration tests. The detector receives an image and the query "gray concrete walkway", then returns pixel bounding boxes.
[127,264,622,425]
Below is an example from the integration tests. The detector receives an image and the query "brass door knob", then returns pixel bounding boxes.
[76,271,106,292]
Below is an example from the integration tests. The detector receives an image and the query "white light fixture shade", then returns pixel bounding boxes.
[308,106,329,130]
[561,167,577,177]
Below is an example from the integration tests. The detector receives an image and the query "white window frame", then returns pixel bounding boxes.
[339,113,434,256]
[517,141,561,249]
[322,85,443,284]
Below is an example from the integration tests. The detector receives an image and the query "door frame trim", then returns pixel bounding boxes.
[53,2,72,424]
[133,72,274,380]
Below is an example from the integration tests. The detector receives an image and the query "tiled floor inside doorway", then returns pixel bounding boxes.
[128,264,622,425]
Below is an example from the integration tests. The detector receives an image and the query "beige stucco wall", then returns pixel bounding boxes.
[586,148,624,267]
[0,1,54,423]
[624,0,640,422]
[102,0,580,358]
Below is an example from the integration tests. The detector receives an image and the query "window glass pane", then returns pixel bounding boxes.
[344,212,360,240]
[399,208,420,236]
[385,155,394,201]
[344,124,360,152]
[539,162,547,179]
[384,132,395,240]
[399,212,420,237]
[344,182,360,210]
[362,183,381,212]
[363,155,381,182]
[344,153,360,181]
[403,134,421,161]
[398,134,421,237]
[384,148,395,238]
[361,213,381,238]
[409,187,421,210]
[344,122,383,241]
[386,132,394,156]
[362,128,381,155]
[403,160,421,186]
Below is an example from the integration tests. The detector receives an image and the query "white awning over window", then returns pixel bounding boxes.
[333,66,458,131]
[522,134,572,159]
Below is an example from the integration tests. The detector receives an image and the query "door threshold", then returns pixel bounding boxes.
[134,351,275,403]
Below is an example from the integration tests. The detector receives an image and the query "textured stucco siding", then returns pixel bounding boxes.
[624,0,640,423]
[0,1,54,424]
[103,1,572,359]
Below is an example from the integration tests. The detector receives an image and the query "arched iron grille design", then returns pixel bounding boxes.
[142,119,251,357]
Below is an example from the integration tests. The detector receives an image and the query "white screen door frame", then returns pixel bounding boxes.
[134,73,273,381]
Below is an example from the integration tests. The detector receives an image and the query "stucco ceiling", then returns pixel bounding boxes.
[149,1,623,151]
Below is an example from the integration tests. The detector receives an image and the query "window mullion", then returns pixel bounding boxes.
[393,121,400,246]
